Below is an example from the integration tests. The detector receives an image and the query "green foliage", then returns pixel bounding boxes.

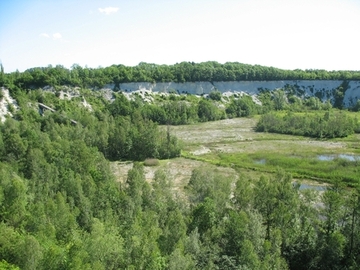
[108,92,133,117]
[167,248,194,270]
[226,95,260,117]
[159,100,199,125]
[305,96,322,110]
[208,90,222,101]
[0,169,28,227]
[189,197,216,235]
[273,89,287,110]
[232,176,254,212]
[333,81,350,109]
[197,99,225,122]
[0,260,20,270]
[256,111,356,138]
[254,170,299,240]
[351,100,360,112]
[3,63,360,90]
[2,67,360,270]
[0,90,136,268]
[186,167,233,209]
[84,219,124,269]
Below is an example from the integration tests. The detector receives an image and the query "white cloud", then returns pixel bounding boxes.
[40,33,49,38]
[98,7,119,15]
[53,33,62,40]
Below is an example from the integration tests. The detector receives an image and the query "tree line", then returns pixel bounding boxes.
[1,61,360,90]
[256,111,359,138]
[107,90,262,125]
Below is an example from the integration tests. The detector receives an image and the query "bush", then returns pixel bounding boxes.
[144,158,160,166]
[208,90,222,101]
[7,104,15,113]
[226,95,259,117]
[351,100,360,112]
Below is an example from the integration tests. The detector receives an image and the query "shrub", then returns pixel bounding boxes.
[208,90,222,101]
[7,104,15,113]
[256,111,355,138]
[351,100,360,112]
[144,158,160,166]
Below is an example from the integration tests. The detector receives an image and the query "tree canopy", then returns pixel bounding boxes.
[2,62,360,90]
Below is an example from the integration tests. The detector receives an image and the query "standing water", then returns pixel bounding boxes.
[317,154,360,161]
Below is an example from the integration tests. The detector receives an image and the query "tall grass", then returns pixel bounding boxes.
[197,152,360,186]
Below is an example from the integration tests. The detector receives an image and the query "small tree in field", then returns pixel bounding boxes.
[272,89,287,110]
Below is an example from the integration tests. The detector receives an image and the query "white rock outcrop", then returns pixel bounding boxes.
[0,87,18,123]
[101,80,360,107]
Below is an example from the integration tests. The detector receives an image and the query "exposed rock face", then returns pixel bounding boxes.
[344,82,360,107]
[0,87,18,123]
[102,80,360,107]
[1,80,360,123]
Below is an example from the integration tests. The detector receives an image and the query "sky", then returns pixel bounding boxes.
[1,0,360,73]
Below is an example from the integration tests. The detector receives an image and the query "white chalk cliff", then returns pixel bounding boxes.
[103,80,360,107]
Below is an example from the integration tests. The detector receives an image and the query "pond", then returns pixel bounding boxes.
[298,183,327,191]
[254,159,266,165]
[317,154,360,162]
[252,157,329,191]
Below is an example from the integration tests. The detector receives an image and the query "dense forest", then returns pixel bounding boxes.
[1,61,360,91]
[1,102,360,269]
[1,63,360,269]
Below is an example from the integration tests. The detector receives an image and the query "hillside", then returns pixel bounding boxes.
[2,62,359,110]
[1,63,360,269]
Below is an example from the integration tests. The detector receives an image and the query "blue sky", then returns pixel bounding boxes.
[1,0,360,73]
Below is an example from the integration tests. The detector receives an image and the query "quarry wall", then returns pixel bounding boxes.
[103,80,360,107]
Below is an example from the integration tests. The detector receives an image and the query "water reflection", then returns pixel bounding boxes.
[317,154,360,161]
[254,159,266,165]
[299,183,327,191]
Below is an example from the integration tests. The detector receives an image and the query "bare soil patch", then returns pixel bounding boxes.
[110,158,237,192]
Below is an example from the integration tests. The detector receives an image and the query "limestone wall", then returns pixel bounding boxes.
[103,80,360,107]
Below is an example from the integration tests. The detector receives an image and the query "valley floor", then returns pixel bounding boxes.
[112,117,357,190]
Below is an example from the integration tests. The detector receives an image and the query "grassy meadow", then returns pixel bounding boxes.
[172,114,360,187]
